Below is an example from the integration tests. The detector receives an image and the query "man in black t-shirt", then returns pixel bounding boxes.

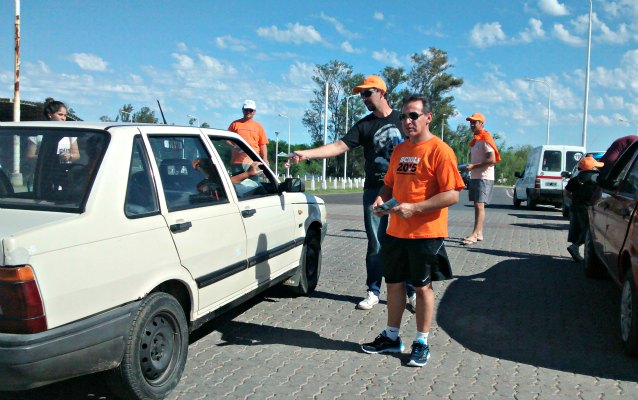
[292,75,414,311]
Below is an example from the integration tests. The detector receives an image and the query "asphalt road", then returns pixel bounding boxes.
[5,187,638,399]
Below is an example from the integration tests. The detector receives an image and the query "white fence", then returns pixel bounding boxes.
[276,175,365,191]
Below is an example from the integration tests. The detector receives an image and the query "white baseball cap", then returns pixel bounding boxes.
[242,99,256,110]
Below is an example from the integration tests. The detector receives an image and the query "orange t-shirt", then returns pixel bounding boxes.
[384,136,465,239]
[227,119,269,164]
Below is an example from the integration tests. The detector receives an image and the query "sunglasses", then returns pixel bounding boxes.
[243,108,255,113]
[360,89,378,98]
[399,112,424,121]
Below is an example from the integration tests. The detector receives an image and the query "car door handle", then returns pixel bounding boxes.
[170,221,192,233]
[241,209,256,218]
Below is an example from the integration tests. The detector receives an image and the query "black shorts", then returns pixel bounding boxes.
[381,235,453,287]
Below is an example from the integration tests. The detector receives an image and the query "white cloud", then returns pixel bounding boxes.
[416,22,446,38]
[68,53,109,72]
[283,61,315,87]
[598,23,630,44]
[374,12,384,21]
[215,35,253,52]
[256,23,322,45]
[341,41,363,54]
[602,1,638,18]
[176,42,188,52]
[517,18,545,43]
[320,13,360,40]
[538,0,569,16]
[591,49,638,92]
[171,54,194,70]
[469,22,507,48]
[371,49,401,67]
[552,24,585,46]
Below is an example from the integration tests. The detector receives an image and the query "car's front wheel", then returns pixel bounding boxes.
[621,269,638,356]
[291,230,322,295]
[513,189,521,207]
[584,230,607,279]
[108,292,188,400]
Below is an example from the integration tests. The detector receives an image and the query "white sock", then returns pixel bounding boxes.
[415,331,429,344]
[384,326,400,341]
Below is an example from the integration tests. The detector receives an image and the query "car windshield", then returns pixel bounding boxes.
[0,128,109,212]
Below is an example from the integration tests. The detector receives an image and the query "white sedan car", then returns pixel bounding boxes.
[0,122,327,399]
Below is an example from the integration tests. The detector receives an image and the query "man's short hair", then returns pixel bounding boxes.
[401,94,432,114]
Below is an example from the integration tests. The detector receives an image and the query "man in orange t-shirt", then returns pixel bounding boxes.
[228,99,269,174]
[361,94,464,368]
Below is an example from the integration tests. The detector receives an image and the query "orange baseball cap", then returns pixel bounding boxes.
[353,75,387,94]
[466,112,486,123]
[578,155,604,171]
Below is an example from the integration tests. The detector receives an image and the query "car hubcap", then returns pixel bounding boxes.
[621,280,632,342]
[140,313,180,384]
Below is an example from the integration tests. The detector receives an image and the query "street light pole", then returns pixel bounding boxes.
[278,113,291,177]
[322,80,329,190]
[582,0,593,148]
[619,118,638,135]
[274,131,280,177]
[344,94,358,180]
[526,78,552,145]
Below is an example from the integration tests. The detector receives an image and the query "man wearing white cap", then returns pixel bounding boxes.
[228,100,269,173]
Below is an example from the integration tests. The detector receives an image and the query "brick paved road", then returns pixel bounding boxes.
[6,188,638,399]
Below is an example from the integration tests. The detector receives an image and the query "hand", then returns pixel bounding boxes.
[371,197,390,216]
[246,162,264,177]
[393,203,418,219]
[466,163,474,170]
[290,151,307,164]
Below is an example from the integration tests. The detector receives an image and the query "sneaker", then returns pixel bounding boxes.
[361,331,404,354]
[567,244,584,263]
[356,291,379,310]
[407,339,431,367]
[406,293,416,314]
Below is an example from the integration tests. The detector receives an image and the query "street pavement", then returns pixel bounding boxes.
[6,188,638,399]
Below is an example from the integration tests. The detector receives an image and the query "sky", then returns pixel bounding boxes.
[1,0,637,152]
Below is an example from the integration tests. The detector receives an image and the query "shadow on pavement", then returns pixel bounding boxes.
[510,222,566,231]
[438,251,638,381]
[510,213,566,221]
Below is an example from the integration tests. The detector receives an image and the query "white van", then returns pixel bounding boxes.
[513,145,586,209]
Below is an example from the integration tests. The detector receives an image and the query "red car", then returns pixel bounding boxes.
[586,140,638,356]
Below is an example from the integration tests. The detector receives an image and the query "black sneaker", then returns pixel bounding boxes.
[361,332,404,354]
[407,339,431,367]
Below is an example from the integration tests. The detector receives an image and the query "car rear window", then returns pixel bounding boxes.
[0,128,109,212]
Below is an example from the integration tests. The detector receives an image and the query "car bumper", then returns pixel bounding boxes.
[530,188,562,203]
[0,301,139,391]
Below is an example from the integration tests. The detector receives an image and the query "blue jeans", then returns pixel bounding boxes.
[362,188,414,297]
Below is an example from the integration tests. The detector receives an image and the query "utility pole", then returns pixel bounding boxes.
[11,0,23,186]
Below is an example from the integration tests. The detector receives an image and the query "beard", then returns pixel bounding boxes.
[365,101,376,112]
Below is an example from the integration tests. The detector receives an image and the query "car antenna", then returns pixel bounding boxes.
[157,100,168,124]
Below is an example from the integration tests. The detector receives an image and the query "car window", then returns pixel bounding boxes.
[208,136,277,200]
[542,150,561,172]
[566,151,583,173]
[148,135,229,212]
[619,159,638,196]
[604,144,638,190]
[0,129,109,212]
[125,136,160,217]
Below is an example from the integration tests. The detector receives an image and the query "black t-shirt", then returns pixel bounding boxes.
[341,110,404,188]
[565,169,599,208]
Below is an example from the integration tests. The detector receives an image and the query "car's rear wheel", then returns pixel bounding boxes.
[513,189,521,207]
[584,230,607,279]
[621,269,638,356]
[291,230,322,295]
[108,292,188,400]
[526,189,536,210]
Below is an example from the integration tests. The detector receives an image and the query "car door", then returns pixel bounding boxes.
[602,157,638,270]
[144,132,253,315]
[208,135,300,284]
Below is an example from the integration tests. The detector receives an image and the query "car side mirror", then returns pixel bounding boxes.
[561,171,572,179]
[279,177,305,193]
[514,171,522,178]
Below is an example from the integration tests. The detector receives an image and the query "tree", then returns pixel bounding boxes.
[301,61,366,177]
[200,122,210,128]
[407,48,463,142]
[380,66,409,110]
[133,107,158,124]
[99,115,113,122]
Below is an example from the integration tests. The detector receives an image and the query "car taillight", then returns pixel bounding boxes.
[534,178,541,189]
[0,265,47,334]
